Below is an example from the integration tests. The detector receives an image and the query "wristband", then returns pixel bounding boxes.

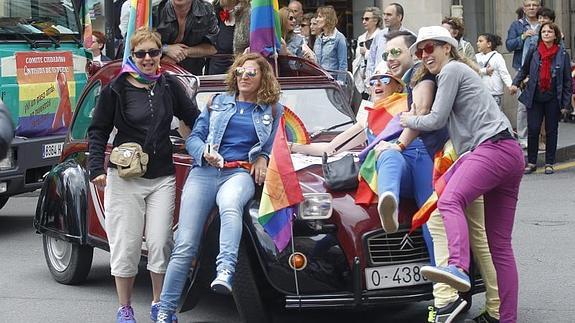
[162,44,168,54]
[395,139,406,151]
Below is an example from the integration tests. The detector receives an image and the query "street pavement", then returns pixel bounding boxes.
[1,162,575,322]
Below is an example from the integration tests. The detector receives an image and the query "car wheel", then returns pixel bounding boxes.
[42,235,93,285]
[232,241,272,323]
[0,196,9,210]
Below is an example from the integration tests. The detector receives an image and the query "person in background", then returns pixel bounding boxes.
[476,33,513,108]
[155,53,283,323]
[88,28,200,323]
[288,0,304,34]
[313,6,348,78]
[309,15,319,49]
[521,7,555,66]
[441,16,476,63]
[401,25,524,323]
[506,0,541,149]
[90,31,111,64]
[365,3,414,81]
[208,0,239,75]
[511,22,572,175]
[352,6,382,100]
[300,12,315,48]
[231,0,251,55]
[279,7,316,61]
[155,0,219,75]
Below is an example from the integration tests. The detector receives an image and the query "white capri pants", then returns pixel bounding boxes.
[104,168,176,277]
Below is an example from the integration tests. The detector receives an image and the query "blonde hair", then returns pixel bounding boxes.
[279,7,291,41]
[130,27,162,50]
[317,6,337,34]
[225,53,281,105]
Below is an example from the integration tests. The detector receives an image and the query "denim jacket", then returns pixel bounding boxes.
[186,93,283,167]
[506,18,533,71]
[513,44,572,109]
[314,29,348,73]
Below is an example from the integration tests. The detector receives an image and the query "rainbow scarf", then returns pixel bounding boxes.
[258,117,304,252]
[250,0,281,57]
[283,106,311,144]
[121,56,162,84]
[409,141,468,233]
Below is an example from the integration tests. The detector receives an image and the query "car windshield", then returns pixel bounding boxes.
[196,87,355,136]
[0,0,80,36]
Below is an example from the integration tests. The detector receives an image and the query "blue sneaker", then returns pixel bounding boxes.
[210,269,233,295]
[421,265,471,292]
[150,302,177,323]
[116,305,136,323]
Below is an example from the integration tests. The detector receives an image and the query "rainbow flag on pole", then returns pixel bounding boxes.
[122,0,153,65]
[250,0,281,57]
[258,117,304,252]
[82,4,93,48]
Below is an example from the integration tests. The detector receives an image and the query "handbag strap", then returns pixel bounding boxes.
[483,52,496,67]
[333,127,365,152]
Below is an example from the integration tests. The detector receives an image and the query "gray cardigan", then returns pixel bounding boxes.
[404,60,512,155]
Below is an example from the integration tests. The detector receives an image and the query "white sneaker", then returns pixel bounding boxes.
[377,191,398,233]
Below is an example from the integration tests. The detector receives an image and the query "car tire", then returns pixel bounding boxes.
[0,196,8,210]
[232,241,272,323]
[42,235,93,285]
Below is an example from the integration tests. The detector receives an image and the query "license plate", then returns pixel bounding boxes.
[365,262,429,290]
[42,142,64,159]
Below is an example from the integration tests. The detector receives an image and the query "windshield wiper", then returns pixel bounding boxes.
[7,26,55,49]
[309,120,354,139]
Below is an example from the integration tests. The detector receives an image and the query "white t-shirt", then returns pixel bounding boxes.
[476,51,513,96]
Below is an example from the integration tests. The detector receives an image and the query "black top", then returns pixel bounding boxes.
[208,5,235,75]
[155,0,219,75]
[88,73,200,180]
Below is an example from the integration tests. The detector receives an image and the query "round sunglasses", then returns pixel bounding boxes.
[415,42,442,60]
[369,75,394,86]
[132,49,161,59]
[382,48,402,61]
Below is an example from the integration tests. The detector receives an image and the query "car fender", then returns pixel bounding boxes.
[34,157,89,245]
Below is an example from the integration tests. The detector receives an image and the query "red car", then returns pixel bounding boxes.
[34,56,484,322]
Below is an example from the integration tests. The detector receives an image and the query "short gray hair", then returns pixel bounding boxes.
[363,7,383,29]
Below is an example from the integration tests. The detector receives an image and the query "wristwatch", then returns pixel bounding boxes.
[394,139,406,151]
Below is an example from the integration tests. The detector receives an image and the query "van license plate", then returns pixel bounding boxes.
[42,142,64,159]
[365,262,430,290]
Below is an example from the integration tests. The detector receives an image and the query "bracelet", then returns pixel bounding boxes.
[395,139,406,151]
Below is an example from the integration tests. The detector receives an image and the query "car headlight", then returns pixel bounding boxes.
[0,149,15,170]
[297,193,332,220]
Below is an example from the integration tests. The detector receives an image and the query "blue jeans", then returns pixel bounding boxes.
[376,138,435,262]
[159,166,255,313]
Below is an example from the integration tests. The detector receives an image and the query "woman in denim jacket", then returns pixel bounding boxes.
[313,6,348,77]
[511,22,572,175]
[156,52,282,322]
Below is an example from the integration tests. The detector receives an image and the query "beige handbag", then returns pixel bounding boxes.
[109,143,149,178]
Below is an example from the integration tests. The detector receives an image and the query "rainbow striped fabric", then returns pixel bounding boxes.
[258,116,304,252]
[122,0,153,65]
[283,106,311,144]
[250,0,281,57]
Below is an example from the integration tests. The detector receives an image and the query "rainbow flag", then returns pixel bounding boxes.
[283,106,311,144]
[122,0,153,65]
[410,142,468,233]
[250,0,281,57]
[366,93,408,135]
[258,117,304,252]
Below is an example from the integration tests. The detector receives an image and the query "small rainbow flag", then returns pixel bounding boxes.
[258,116,304,252]
[250,0,281,57]
[283,106,310,144]
[122,0,153,65]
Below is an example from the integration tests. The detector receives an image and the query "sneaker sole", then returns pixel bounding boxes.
[378,193,398,233]
[437,299,468,323]
[210,281,232,295]
[421,267,471,292]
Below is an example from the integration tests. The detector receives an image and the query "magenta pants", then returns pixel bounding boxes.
[437,138,524,323]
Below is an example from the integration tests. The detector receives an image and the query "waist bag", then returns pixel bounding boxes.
[109,142,149,178]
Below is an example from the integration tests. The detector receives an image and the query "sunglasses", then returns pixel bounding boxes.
[289,16,296,21]
[133,49,161,59]
[369,75,394,86]
[415,42,441,59]
[235,67,258,78]
[362,17,372,21]
[382,48,402,61]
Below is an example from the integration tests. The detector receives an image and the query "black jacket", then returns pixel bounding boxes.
[0,100,14,160]
[88,73,199,180]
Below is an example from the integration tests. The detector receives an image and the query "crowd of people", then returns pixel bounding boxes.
[86,1,573,323]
